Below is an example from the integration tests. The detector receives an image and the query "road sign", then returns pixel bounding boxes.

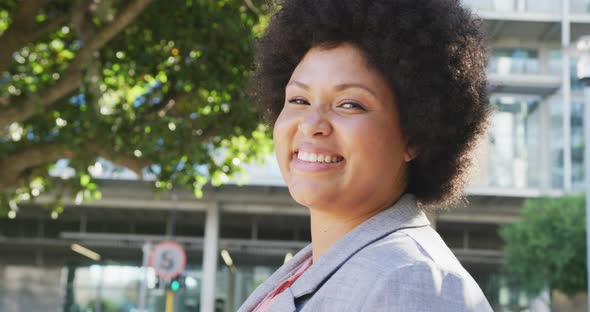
[148,241,186,280]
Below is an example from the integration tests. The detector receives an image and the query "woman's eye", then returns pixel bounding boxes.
[339,101,365,110]
[288,98,309,105]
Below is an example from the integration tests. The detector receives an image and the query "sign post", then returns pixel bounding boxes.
[138,241,152,312]
[148,241,186,312]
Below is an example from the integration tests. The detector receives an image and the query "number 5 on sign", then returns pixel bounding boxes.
[148,241,186,280]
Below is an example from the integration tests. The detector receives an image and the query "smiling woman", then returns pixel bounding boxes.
[239,0,493,311]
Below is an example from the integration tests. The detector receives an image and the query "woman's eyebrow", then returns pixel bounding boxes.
[286,80,310,90]
[287,80,378,99]
[333,83,378,99]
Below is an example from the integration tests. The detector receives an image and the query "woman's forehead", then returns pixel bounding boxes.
[288,44,393,97]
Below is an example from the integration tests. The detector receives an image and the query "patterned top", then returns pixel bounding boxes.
[252,257,314,312]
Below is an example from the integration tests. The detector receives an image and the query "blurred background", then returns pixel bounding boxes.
[0,0,588,311]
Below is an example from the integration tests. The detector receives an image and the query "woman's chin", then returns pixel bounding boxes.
[288,183,338,210]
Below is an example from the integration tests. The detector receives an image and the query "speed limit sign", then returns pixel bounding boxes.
[148,241,186,280]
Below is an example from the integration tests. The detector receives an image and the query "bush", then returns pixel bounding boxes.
[499,195,587,296]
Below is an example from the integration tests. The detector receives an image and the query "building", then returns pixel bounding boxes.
[0,0,587,311]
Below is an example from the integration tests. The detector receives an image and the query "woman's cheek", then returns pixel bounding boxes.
[273,112,295,168]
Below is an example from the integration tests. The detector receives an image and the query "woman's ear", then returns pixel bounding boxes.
[404,146,418,162]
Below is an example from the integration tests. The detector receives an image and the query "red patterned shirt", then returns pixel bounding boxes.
[252,257,313,312]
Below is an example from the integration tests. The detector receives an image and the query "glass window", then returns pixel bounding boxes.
[64,264,203,312]
[548,95,585,192]
[525,0,561,14]
[548,49,561,76]
[72,265,145,312]
[549,94,564,189]
[489,48,539,75]
[571,58,586,92]
[571,0,590,14]
[462,0,516,12]
[462,0,495,11]
[471,96,543,189]
[217,263,279,311]
[494,0,517,12]
[571,101,585,191]
[569,59,587,191]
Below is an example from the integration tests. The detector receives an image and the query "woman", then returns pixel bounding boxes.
[239,0,493,311]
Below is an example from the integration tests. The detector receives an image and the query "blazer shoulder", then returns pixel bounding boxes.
[351,226,468,277]
[347,227,445,272]
[337,227,493,311]
[357,260,493,312]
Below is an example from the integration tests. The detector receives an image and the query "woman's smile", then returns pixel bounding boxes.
[296,151,343,164]
[291,149,345,173]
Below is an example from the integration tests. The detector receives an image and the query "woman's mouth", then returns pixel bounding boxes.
[296,151,344,163]
[291,149,344,173]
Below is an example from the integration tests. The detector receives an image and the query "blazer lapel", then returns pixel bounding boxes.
[266,287,297,311]
[237,245,313,312]
[290,193,430,299]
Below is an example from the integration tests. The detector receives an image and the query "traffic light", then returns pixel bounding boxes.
[168,275,184,292]
[170,279,181,292]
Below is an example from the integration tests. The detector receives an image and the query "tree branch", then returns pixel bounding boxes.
[0,144,74,190]
[86,143,151,177]
[244,0,261,15]
[0,0,153,129]
[83,0,152,53]
[0,141,152,191]
[28,14,71,43]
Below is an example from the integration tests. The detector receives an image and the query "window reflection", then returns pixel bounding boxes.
[571,101,585,190]
[72,265,144,312]
[472,96,542,189]
[489,48,539,75]
[463,0,590,15]
[571,0,590,14]
[548,50,561,76]
[66,264,203,312]
[550,58,588,191]
[548,96,585,191]
[525,0,560,14]
[215,263,277,311]
[462,0,517,12]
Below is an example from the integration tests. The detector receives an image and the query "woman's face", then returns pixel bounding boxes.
[274,43,412,215]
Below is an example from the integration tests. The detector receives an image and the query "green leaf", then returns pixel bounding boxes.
[80,174,91,187]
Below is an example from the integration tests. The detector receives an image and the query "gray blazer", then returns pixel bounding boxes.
[238,194,493,312]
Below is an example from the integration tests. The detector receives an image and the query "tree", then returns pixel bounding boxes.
[499,195,587,296]
[0,0,273,216]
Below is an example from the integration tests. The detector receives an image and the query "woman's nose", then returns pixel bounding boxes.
[298,109,333,137]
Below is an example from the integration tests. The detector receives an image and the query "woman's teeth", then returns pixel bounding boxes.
[297,151,343,163]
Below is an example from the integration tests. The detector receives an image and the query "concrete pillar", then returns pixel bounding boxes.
[201,202,219,312]
[137,241,151,312]
[562,0,572,192]
[227,270,236,312]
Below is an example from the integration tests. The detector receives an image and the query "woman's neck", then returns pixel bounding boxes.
[308,199,397,263]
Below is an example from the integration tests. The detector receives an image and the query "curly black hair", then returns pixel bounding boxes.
[251,0,490,206]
